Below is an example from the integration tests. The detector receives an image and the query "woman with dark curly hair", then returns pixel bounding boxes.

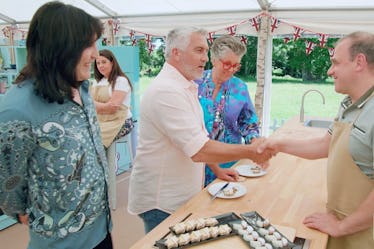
[0,2,113,249]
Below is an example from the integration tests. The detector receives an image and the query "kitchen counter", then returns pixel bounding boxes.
[129,116,331,249]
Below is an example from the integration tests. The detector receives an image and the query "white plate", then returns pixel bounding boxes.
[236,164,267,177]
[208,182,247,199]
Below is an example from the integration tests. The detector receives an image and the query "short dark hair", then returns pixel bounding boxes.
[15,1,103,103]
[94,49,133,91]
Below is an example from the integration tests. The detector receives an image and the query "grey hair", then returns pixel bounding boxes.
[164,27,207,59]
[339,31,374,65]
[210,35,247,61]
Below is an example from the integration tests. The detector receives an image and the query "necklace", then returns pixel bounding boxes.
[199,70,229,140]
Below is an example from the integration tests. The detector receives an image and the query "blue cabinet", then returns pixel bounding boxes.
[0,46,27,96]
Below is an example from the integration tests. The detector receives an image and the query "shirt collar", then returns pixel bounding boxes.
[342,85,374,111]
[164,62,198,90]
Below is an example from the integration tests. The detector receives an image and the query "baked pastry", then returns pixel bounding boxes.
[171,222,186,234]
[251,166,262,174]
[199,227,211,240]
[267,226,275,235]
[195,218,206,229]
[185,219,196,232]
[209,226,219,238]
[190,230,201,243]
[246,225,254,234]
[177,233,190,246]
[241,220,248,229]
[205,217,219,227]
[218,224,232,236]
[223,186,238,196]
[164,235,178,249]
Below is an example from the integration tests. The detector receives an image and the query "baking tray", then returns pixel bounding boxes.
[155,212,241,249]
[239,211,298,249]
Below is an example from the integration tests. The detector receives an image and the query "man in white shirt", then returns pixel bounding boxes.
[128,27,272,233]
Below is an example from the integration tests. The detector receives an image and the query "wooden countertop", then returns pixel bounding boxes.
[129,116,331,249]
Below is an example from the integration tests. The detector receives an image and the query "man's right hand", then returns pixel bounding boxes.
[248,137,274,164]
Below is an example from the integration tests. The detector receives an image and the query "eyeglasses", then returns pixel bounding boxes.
[219,59,241,71]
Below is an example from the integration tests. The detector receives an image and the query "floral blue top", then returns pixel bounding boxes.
[195,70,259,186]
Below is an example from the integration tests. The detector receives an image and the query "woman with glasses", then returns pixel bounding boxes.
[195,35,260,186]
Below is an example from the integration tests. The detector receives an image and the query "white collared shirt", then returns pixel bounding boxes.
[128,62,209,214]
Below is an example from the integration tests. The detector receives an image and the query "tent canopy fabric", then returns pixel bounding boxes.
[1,0,374,135]
[1,0,374,36]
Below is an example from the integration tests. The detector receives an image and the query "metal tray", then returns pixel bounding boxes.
[239,211,298,249]
[155,212,241,249]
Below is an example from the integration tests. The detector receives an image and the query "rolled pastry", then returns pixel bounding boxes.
[205,217,219,227]
[190,230,201,243]
[209,226,219,238]
[199,227,211,240]
[218,224,232,236]
[184,220,196,232]
[164,235,178,249]
[177,233,190,246]
[195,218,206,229]
[172,222,186,234]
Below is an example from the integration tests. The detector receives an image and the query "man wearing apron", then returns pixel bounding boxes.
[258,31,374,248]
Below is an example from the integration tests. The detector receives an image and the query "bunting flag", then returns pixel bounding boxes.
[131,38,137,46]
[129,30,135,39]
[112,19,120,35]
[283,36,291,44]
[305,40,317,55]
[145,34,152,47]
[249,16,260,32]
[328,47,335,57]
[147,44,155,55]
[318,34,328,48]
[20,30,27,40]
[270,17,280,33]
[240,35,248,45]
[293,27,303,42]
[2,27,10,38]
[102,37,108,46]
[226,25,237,36]
[207,32,215,45]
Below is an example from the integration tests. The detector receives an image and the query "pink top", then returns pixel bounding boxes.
[128,63,209,214]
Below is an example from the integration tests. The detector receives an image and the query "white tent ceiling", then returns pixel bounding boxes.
[1,0,374,135]
[1,0,374,36]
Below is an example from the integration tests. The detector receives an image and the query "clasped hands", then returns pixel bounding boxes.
[249,137,277,169]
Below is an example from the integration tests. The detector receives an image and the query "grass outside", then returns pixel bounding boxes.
[138,76,343,124]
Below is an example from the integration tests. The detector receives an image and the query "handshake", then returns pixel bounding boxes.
[248,137,278,167]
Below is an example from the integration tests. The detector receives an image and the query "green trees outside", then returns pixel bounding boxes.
[137,36,338,82]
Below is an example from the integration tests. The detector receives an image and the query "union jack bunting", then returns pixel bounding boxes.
[148,44,155,55]
[305,40,317,55]
[270,17,280,33]
[283,36,291,44]
[318,34,328,48]
[240,36,248,45]
[129,30,135,39]
[226,25,237,36]
[328,47,335,57]
[145,34,152,47]
[112,19,120,35]
[293,27,303,42]
[207,32,215,45]
[131,38,137,46]
[249,16,260,32]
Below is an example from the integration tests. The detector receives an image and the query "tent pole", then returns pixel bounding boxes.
[255,13,272,137]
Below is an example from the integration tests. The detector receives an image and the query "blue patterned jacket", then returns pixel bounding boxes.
[0,80,111,249]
